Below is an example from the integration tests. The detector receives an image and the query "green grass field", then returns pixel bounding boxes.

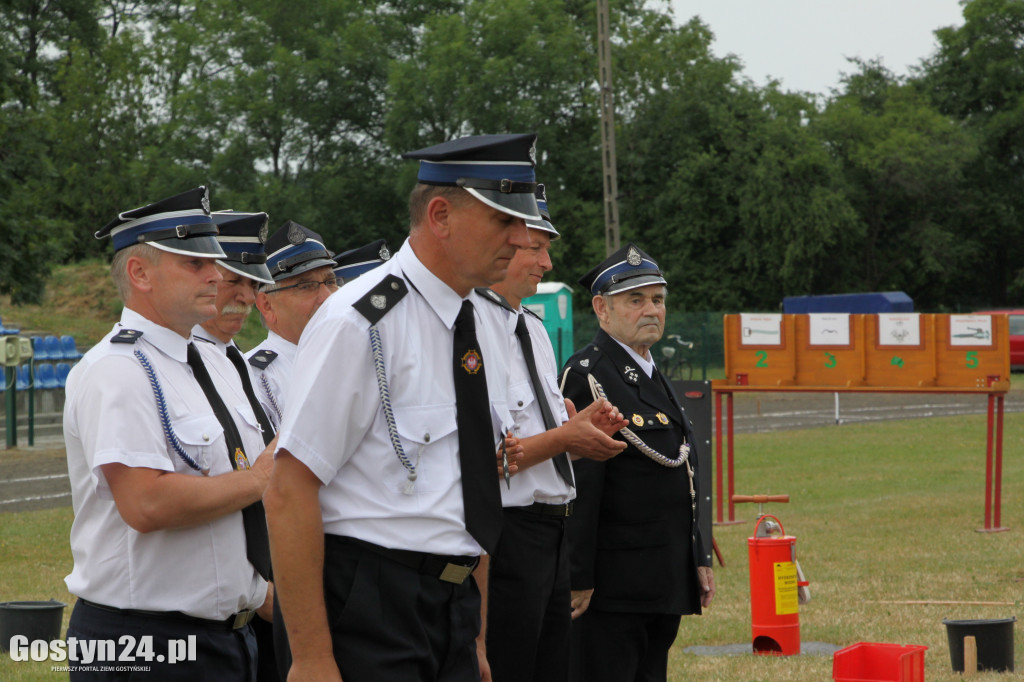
[2,411,1022,681]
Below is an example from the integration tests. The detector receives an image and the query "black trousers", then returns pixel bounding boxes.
[486,507,571,682]
[271,593,291,680]
[570,610,681,682]
[322,534,482,682]
[67,599,257,682]
[251,613,279,681]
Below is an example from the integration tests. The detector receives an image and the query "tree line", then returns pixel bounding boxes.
[1,0,1022,314]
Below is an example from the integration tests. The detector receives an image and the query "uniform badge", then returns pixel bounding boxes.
[656,412,669,425]
[379,244,391,261]
[370,294,387,310]
[258,219,269,244]
[234,448,250,470]
[626,245,642,266]
[632,414,644,427]
[624,365,639,383]
[287,222,306,245]
[538,183,547,202]
[579,358,590,368]
[200,186,211,214]
[111,328,143,344]
[529,140,537,165]
[462,349,483,374]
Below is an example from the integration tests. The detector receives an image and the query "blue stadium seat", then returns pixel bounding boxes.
[60,335,83,360]
[0,314,18,335]
[55,362,72,388]
[43,335,61,360]
[35,363,58,390]
[16,365,29,390]
[31,336,49,361]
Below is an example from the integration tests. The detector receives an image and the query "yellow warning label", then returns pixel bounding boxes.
[774,561,799,615]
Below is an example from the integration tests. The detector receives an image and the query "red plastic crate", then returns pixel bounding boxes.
[833,642,928,682]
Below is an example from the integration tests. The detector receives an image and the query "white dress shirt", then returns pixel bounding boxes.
[276,240,512,556]
[64,308,268,620]
[245,331,296,429]
[476,301,574,507]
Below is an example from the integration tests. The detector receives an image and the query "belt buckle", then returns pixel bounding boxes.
[232,610,256,629]
[438,563,474,585]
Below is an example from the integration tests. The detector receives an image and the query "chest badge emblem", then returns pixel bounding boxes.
[462,349,483,374]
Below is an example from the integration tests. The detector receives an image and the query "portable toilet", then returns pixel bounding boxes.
[523,282,574,368]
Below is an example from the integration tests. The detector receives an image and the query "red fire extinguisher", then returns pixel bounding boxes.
[734,494,810,656]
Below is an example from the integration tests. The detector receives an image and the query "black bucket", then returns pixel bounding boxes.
[0,600,67,652]
[943,617,1015,673]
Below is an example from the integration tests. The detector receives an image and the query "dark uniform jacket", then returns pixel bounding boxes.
[560,328,707,616]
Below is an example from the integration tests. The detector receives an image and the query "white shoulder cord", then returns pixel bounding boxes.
[587,372,696,513]
[369,324,422,495]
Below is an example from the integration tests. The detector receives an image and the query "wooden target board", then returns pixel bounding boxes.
[721,313,1010,393]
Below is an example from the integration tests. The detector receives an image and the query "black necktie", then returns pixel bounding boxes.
[514,314,574,486]
[226,344,275,446]
[186,343,273,580]
[453,300,503,554]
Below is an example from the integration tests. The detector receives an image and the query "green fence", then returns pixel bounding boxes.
[569,311,726,380]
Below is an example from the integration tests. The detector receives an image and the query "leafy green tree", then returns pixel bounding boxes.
[920,0,1024,306]
[815,60,977,308]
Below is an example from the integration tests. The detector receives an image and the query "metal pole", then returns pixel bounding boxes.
[27,361,34,446]
[4,366,15,448]
[596,0,621,256]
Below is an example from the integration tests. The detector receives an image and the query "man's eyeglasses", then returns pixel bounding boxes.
[266,278,339,295]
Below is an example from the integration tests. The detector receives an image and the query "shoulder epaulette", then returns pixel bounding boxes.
[569,343,603,372]
[354,274,408,325]
[248,349,278,370]
[523,307,543,322]
[474,287,516,313]
[111,329,143,344]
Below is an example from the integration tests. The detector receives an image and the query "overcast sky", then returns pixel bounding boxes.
[664,0,967,95]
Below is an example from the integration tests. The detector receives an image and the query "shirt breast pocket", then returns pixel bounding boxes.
[171,413,224,475]
[232,403,265,439]
[391,404,459,494]
[508,380,536,424]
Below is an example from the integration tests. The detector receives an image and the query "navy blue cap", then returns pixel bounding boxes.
[402,133,541,220]
[333,239,391,283]
[579,243,667,296]
[96,186,225,257]
[264,221,336,281]
[525,183,559,239]
[211,211,274,284]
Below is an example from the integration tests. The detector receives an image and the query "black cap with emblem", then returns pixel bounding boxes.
[96,186,225,258]
[263,220,336,282]
[579,242,667,296]
[333,239,391,284]
[211,211,274,285]
[525,183,559,239]
[402,133,541,221]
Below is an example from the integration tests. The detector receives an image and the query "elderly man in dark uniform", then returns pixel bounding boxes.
[560,243,715,682]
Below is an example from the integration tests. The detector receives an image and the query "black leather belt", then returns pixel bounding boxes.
[80,599,256,630]
[518,501,574,517]
[330,536,479,585]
